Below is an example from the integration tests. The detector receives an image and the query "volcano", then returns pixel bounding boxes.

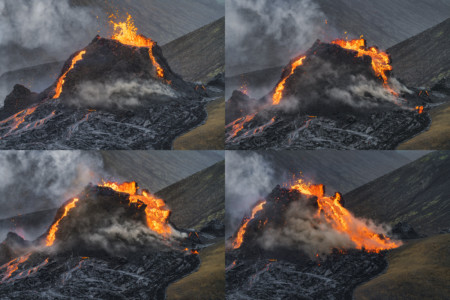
[226,39,434,150]
[226,180,403,299]
[0,182,220,299]
[0,14,221,150]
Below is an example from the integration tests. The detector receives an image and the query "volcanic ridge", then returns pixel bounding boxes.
[0,14,222,150]
[0,181,222,299]
[226,179,410,299]
[225,39,442,150]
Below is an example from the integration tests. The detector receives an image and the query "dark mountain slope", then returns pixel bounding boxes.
[162,18,225,83]
[101,151,224,193]
[388,18,450,88]
[318,0,450,50]
[344,151,450,235]
[156,161,225,229]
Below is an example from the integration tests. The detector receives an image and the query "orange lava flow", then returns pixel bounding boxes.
[0,107,37,138]
[46,198,79,246]
[110,14,164,78]
[291,179,402,252]
[0,253,31,283]
[226,113,256,140]
[331,39,397,95]
[100,181,171,235]
[232,201,266,249]
[272,56,306,105]
[53,51,86,99]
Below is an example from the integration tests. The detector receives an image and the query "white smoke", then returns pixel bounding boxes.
[71,79,178,109]
[226,0,326,75]
[225,151,275,236]
[0,151,105,219]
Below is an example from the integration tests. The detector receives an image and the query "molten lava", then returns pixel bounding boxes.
[110,14,164,78]
[416,106,424,114]
[226,113,256,140]
[0,253,31,283]
[272,56,306,105]
[53,51,86,99]
[232,201,266,249]
[331,39,397,95]
[291,179,401,252]
[46,198,79,246]
[100,181,171,235]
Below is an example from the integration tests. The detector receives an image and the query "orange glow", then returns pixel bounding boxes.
[415,106,424,114]
[232,201,266,249]
[46,198,79,246]
[331,39,397,95]
[53,51,86,99]
[0,253,31,283]
[291,179,401,252]
[100,181,171,235]
[110,14,164,78]
[226,113,256,140]
[0,107,37,138]
[272,56,306,105]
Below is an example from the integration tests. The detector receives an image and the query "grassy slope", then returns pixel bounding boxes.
[388,18,450,88]
[398,102,450,150]
[344,151,450,235]
[166,241,225,300]
[173,98,224,150]
[156,161,225,230]
[161,17,225,83]
[354,234,450,300]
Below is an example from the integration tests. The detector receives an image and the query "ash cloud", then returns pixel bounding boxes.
[226,0,326,75]
[0,151,105,219]
[259,194,395,258]
[0,0,97,71]
[225,151,275,236]
[70,79,178,109]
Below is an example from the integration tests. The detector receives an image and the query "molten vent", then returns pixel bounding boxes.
[100,181,172,236]
[331,39,397,95]
[272,56,306,105]
[109,14,164,78]
[291,179,401,252]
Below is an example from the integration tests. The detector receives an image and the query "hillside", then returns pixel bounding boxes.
[388,18,450,87]
[101,151,224,193]
[345,151,450,235]
[162,18,224,83]
[318,0,450,50]
[354,234,450,300]
[156,161,225,230]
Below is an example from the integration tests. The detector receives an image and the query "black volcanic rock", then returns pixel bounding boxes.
[0,84,39,119]
[0,232,31,265]
[200,219,225,237]
[391,222,420,240]
[0,35,222,149]
[226,40,433,150]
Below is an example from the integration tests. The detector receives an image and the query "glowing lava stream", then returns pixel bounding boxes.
[232,201,266,249]
[272,56,306,105]
[53,51,86,99]
[0,253,31,283]
[100,181,172,236]
[331,38,397,96]
[46,198,79,246]
[291,179,401,252]
[110,14,164,78]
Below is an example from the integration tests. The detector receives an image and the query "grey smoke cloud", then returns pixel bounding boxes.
[0,0,97,69]
[0,151,105,219]
[71,79,178,109]
[226,0,326,75]
[225,151,275,236]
